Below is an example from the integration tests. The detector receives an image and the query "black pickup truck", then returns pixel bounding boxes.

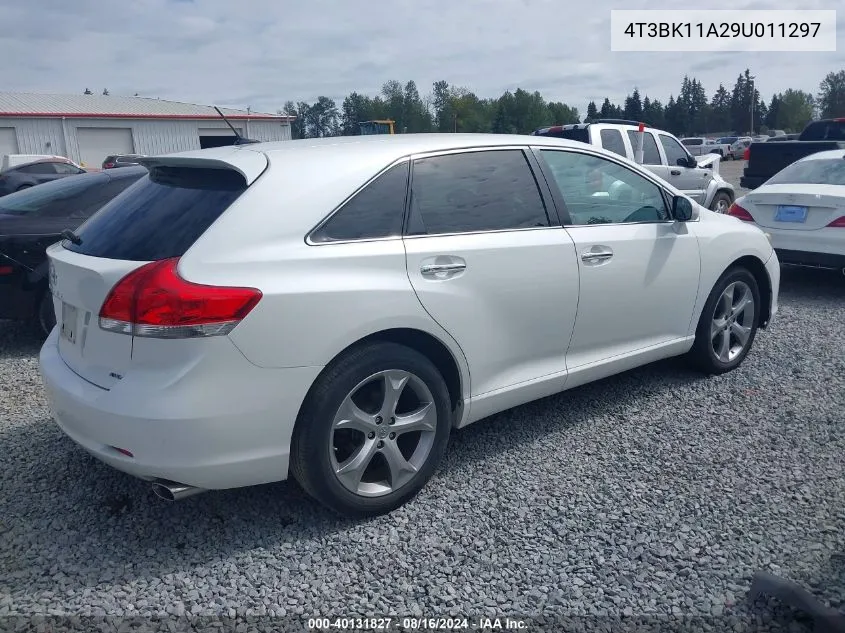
[740,118,845,189]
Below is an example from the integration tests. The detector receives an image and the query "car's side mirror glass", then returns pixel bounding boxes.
[672,195,694,222]
[676,157,688,167]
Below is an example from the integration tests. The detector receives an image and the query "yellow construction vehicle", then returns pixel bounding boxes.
[358,120,395,135]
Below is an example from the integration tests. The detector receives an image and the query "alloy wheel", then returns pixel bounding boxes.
[330,369,437,497]
[710,281,756,363]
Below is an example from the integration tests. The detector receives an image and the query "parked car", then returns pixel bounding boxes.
[765,134,801,142]
[0,159,87,196]
[102,154,146,170]
[729,149,845,272]
[729,137,753,160]
[39,135,779,517]
[1,154,83,172]
[680,137,731,158]
[533,120,735,212]
[0,166,147,333]
[741,119,845,189]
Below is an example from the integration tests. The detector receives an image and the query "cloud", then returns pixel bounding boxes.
[0,0,840,114]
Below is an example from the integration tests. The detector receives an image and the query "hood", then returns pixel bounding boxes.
[695,153,721,173]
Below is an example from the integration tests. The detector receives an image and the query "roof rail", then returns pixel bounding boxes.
[593,119,652,127]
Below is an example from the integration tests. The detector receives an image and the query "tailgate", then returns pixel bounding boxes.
[48,243,147,389]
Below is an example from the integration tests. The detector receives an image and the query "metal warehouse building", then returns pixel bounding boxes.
[0,92,294,168]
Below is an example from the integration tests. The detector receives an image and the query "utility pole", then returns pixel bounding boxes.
[749,75,755,135]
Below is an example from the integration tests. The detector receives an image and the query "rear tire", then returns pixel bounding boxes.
[688,267,760,375]
[36,290,56,336]
[290,341,452,518]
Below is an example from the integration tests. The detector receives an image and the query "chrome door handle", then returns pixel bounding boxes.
[580,251,613,262]
[421,263,466,275]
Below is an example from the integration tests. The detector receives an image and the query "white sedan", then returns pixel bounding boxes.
[38,134,780,517]
[728,149,845,273]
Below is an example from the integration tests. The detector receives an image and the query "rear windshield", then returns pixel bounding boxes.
[535,127,589,143]
[0,173,107,217]
[65,166,247,261]
[767,158,845,186]
[800,120,845,141]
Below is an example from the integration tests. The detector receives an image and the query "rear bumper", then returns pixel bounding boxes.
[775,249,845,269]
[740,175,767,189]
[0,276,38,320]
[38,329,323,490]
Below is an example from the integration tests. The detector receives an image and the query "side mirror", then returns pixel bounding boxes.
[677,156,696,168]
[672,196,694,222]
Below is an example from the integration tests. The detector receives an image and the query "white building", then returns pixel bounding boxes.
[0,92,294,168]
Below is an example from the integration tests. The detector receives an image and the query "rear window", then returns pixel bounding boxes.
[65,166,247,261]
[800,120,845,141]
[0,173,107,217]
[767,158,845,186]
[535,127,589,143]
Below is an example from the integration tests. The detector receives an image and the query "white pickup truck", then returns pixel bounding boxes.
[680,137,731,158]
[532,120,736,213]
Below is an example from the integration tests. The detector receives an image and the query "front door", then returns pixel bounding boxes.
[657,133,709,205]
[403,148,580,399]
[535,147,701,369]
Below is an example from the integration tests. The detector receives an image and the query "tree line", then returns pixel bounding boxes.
[281,68,845,139]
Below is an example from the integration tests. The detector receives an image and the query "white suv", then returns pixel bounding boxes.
[39,134,779,517]
[533,120,736,213]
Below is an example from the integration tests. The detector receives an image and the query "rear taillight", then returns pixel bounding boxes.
[98,258,262,338]
[103,163,114,169]
[727,203,755,222]
[0,265,13,275]
[827,216,845,228]
[743,147,750,160]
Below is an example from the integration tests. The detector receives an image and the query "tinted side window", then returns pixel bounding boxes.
[65,166,246,261]
[540,150,669,225]
[0,174,107,217]
[18,163,57,175]
[627,131,661,165]
[660,134,689,166]
[599,129,626,157]
[310,162,408,243]
[408,150,549,235]
[53,162,83,175]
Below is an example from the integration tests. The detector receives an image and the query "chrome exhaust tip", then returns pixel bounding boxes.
[151,479,206,501]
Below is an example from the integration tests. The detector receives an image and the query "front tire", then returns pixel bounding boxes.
[688,267,760,374]
[290,341,452,518]
[710,191,733,214]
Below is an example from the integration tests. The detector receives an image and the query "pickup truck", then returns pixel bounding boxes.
[680,137,732,158]
[740,118,845,189]
[532,119,736,212]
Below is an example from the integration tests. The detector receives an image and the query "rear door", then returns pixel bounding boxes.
[48,163,254,388]
[403,147,579,397]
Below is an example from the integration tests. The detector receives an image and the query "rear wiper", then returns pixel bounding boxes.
[61,229,82,245]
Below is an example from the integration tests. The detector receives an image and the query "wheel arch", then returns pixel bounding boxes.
[726,255,772,328]
[296,327,468,428]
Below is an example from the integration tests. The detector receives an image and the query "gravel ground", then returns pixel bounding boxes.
[0,266,843,632]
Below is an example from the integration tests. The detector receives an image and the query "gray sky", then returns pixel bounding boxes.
[1,0,841,115]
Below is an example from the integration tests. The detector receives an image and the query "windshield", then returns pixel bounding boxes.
[0,174,104,216]
[767,158,845,186]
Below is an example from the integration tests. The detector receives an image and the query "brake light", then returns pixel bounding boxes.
[98,258,262,338]
[727,203,755,221]
[827,216,845,228]
[743,146,750,160]
[103,163,114,169]
[0,266,13,275]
